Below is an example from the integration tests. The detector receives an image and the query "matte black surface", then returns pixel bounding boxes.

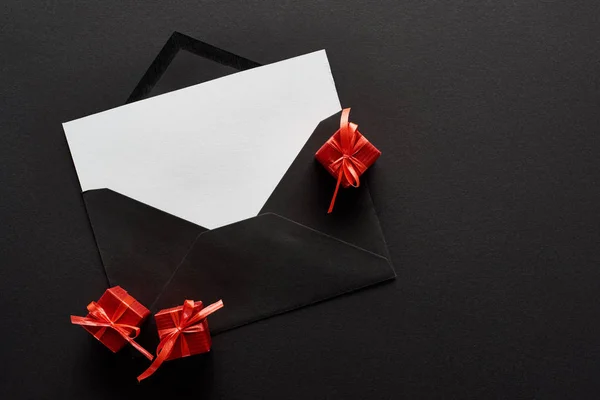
[2,1,600,399]
[84,189,206,306]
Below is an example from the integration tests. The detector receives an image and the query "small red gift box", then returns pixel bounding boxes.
[315,108,381,213]
[137,299,223,381]
[154,301,212,361]
[71,286,152,359]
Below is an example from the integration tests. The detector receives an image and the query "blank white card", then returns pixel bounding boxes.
[63,50,341,229]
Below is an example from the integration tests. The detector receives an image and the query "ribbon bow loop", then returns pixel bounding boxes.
[327,108,369,213]
[179,299,198,327]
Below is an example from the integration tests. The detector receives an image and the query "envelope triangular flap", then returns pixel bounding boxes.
[152,213,394,333]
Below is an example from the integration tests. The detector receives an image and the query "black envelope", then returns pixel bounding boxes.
[81,33,395,333]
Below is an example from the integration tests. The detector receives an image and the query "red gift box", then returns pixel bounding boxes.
[315,108,381,213]
[71,286,153,360]
[154,301,212,361]
[137,299,223,381]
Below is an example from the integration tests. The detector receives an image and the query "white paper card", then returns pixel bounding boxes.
[63,50,340,229]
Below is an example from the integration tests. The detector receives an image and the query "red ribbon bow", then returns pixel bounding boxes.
[326,108,369,213]
[71,301,154,361]
[137,299,224,382]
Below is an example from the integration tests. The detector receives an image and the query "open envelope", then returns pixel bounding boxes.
[64,37,395,335]
[153,109,396,333]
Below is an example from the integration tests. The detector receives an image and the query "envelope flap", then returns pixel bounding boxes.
[152,213,395,333]
[261,111,389,257]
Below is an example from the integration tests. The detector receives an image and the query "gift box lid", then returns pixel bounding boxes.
[101,286,150,320]
[155,300,204,318]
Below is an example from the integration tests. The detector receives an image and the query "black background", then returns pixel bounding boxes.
[2,1,600,399]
